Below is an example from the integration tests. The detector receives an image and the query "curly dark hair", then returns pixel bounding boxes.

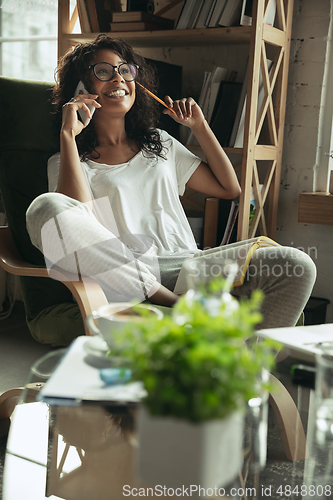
[52,34,166,161]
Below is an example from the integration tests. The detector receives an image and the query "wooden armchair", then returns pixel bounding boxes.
[0,76,110,345]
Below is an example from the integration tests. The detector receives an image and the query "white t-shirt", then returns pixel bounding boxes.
[47,129,202,258]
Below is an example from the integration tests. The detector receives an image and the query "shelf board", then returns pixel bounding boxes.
[65,26,252,48]
[298,192,333,225]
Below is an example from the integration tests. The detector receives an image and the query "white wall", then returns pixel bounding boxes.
[277,0,333,322]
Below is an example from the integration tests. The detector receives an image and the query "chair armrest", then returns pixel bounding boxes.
[0,388,22,420]
[0,226,108,334]
[0,226,49,277]
[49,269,108,335]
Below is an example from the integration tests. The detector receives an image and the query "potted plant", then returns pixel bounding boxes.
[112,280,278,490]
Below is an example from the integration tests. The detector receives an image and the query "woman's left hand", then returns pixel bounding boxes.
[162,96,205,129]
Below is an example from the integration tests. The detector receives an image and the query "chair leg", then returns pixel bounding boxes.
[0,383,46,438]
[0,388,22,438]
[269,374,307,461]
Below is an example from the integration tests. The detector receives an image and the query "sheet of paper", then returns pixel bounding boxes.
[257,323,333,362]
[38,336,146,405]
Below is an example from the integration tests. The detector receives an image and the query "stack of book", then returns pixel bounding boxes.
[176,0,276,30]
[110,11,175,31]
[77,0,122,33]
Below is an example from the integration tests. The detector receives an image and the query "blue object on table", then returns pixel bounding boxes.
[99,368,132,385]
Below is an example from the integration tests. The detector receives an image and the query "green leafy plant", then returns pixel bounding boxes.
[111,281,280,423]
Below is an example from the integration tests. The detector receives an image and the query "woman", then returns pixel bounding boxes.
[26,34,316,328]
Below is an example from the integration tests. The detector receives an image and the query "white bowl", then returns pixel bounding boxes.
[86,302,163,350]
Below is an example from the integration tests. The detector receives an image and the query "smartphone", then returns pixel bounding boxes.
[74,81,96,126]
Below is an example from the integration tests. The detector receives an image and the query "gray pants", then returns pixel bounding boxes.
[26,193,316,329]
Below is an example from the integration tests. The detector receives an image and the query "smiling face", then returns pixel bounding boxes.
[89,49,136,116]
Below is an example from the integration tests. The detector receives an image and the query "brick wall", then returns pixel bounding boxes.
[277,0,333,322]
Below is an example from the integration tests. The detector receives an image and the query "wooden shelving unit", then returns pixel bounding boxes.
[58,0,294,242]
[63,26,252,48]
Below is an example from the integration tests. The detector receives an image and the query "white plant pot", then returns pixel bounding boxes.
[137,406,244,490]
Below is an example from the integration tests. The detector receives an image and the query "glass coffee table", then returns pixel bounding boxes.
[1,339,321,500]
[2,347,147,500]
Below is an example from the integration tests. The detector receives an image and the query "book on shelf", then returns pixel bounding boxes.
[201,189,263,249]
[248,184,263,231]
[202,0,216,26]
[218,0,243,27]
[145,57,182,140]
[204,66,230,123]
[228,59,248,147]
[155,0,185,19]
[186,0,206,29]
[77,0,92,33]
[224,184,265,243]
[248,200,256,231]
[201,197,239,250]
[227,185,264,243]
[202,198,219,249]
[188,215,204,248]
[105,0,123,12]
[110,20,174,31]
[220,200,239,245]
[195,0,215,28]
[175,0,197,29]
[78,0,122,33]
[185,70,211,146]
[174,0,276,30]
[186,66,238,146]
[210,81,242,147]
[229,59,273,148]
[184,69,211,145]
[240,0,276,27]
[240,0,252,26]
[86,0,99,32]
[206,0,228,27]
[197,71,212,109]
[202,197,232,249]
[110,11,174,28]
[173,235,280,294]
[265,0,277,26]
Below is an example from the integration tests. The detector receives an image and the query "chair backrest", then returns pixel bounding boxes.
[0,77,75,321]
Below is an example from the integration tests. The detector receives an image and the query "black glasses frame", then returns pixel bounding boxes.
[88,62,139,82]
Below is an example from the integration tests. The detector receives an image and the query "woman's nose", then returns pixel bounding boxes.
[112,68,124,82]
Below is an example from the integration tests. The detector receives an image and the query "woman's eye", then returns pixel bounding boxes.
[96,69,109,80]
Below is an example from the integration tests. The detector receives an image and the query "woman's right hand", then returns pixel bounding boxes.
[61,92,101,136]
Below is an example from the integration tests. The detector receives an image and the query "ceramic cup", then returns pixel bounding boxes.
[86,302,163,350]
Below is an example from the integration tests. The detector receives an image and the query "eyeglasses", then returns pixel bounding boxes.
[89,62,139,82]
